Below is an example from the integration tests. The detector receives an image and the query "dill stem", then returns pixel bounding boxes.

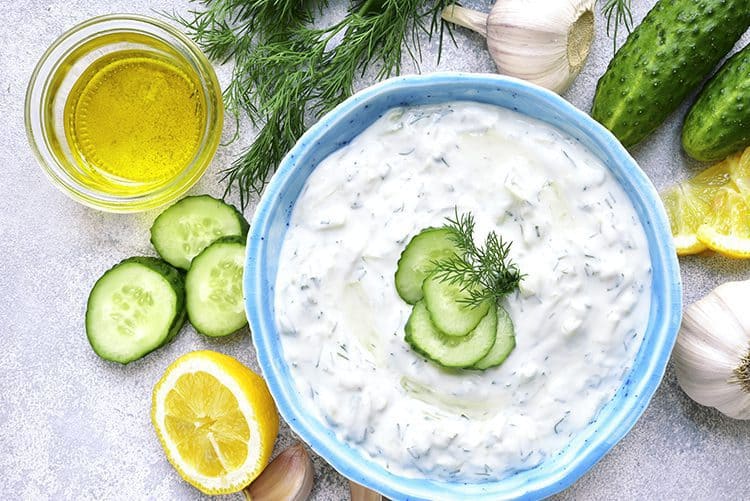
[357,0,384,16]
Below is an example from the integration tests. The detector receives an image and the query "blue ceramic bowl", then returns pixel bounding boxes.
[245,73,682,500]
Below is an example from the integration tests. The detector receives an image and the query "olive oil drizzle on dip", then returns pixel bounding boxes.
[274,102,652,480]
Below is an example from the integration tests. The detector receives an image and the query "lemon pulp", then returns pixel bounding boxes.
[151,350,279,495]
[164,371,251,476]
[661,147,750,257]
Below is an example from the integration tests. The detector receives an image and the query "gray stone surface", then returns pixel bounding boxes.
[0,1,748,500]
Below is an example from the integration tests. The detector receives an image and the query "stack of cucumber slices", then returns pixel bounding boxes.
[85,196,249,364]
[396,228,516,370]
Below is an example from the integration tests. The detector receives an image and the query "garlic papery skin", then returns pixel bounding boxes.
[442,0,595,94]
[673,280,750,420]
[349,480,383,501]
[243,443,314,501]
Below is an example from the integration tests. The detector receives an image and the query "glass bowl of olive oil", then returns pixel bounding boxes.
[25,14,223,212]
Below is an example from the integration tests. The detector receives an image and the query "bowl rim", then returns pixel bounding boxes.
[245,72,682,500]
[24,13,223,213]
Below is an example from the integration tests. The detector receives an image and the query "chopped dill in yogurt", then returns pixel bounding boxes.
[274,102,652,480]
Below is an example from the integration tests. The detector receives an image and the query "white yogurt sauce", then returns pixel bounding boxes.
[274,102,652,481]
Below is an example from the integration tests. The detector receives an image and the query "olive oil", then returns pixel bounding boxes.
[28,16,222,211]
[63,48,207,193]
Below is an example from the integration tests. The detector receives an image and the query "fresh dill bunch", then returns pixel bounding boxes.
[314,0,451,114]
[431,211,523,308]
[216,22,344,204]
[314,2,409,115]
[601,0,634,52]
[173,1,320,131]
[221,29,324,202]
[175,0,318,59]
[175,0,452,208]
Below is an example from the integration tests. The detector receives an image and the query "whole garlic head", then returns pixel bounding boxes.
[673,280,750,420]
[442,0,596,94]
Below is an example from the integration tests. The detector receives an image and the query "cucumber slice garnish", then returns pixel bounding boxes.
[395,228,460,304]
[422,271,491,336]
[85,257,186,364]
[186,236,247,337]
[405,301,497,368]
[150,195,249,270]
[472,306,516,370]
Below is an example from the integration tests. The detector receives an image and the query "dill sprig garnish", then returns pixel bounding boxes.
[431,211,523,308]
[601,0,634,53]
[174,0,452,208]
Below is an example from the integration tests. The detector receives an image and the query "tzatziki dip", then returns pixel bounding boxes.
[274,102,652,481]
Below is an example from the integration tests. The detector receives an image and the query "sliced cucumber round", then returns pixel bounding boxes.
[422,271,491,336]
[405,301,497,368]
[395,228,460,304]
[472,306,516,370]
[85,257,186,364]
[186,236,247,337]
[150,195,249,270]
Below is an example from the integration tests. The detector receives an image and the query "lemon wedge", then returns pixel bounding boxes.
[696,187,750,258]
[151,350,279,494]
[660,185,710,255]
[660,148,750,257]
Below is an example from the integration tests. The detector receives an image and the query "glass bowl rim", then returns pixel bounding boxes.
[24,13,223,213]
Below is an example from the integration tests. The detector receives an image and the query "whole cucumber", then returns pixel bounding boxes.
[682,44,750,162]
[591,0,750,147]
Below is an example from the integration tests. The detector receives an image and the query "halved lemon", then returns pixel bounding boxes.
[151,350,279,494]
[660,149,749,256]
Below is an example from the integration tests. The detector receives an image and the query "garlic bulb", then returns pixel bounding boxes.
[673,280,750,420]
[442,0,596,94]
[243,443,314,501]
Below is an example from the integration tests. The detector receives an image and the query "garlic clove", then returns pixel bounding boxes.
[243,443,314,501]
[677,321,742,374]
[442,0,595,94]
[710,282,750,347]
[673,280,750,420]
[349,480,383,501]
[675,318,739,401]
[707,382,750,420]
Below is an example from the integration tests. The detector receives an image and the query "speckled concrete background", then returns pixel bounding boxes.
[0,1,748,499]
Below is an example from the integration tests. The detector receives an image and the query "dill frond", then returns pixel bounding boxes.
[314,0,450,114]
[431,211,523,308]
[602,0,634,53]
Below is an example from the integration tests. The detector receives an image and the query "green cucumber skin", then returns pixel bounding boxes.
[682,44,750,162]
[395,227,459,305]
[85,257,186,364]
[186,236,247,337]
[149,195,249,270]
[471,306,515,370]
[591,0,750,147]
[405,301,496,369]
